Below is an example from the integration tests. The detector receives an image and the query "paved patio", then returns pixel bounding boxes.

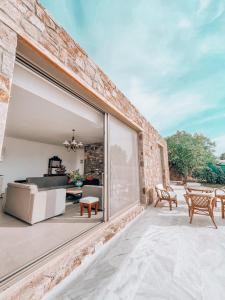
[44,186,225,300]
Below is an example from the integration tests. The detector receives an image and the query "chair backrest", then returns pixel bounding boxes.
[187,193,213,208]
[155,184,164,199]
[155,184,163,190]
[215,188,225,197]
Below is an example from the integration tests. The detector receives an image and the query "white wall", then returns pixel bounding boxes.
[0,137,84,191]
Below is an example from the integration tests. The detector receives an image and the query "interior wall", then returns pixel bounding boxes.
[84,143,104,183]
[0,137,84,191]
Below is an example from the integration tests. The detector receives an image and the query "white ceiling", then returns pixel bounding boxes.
[5,64,104,145]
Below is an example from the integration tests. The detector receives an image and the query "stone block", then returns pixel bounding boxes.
[21,17,40,40]
[0,0,21,25]
[39,36,58,56]
[0,22,17,54]
[36,4,56,30]
[26,11,45,32]
[0,73,10,102]
[2,51,15,77]
[22,0,35,12]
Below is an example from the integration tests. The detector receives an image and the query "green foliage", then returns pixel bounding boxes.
[166,131,216,179]
[68,169,84,184]
[220,153,225,160]
[193,165,225,184]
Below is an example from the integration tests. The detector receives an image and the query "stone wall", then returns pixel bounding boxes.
[0,20,17,160]
[0,0,170,298]
[0,0,169,207]
[84,143,104,182]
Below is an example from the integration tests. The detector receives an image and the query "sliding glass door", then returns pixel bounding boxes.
[108,115,140,217]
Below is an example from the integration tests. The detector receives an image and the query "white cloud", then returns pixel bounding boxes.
[178,18,192,29]
[214,135,225,156]
[128,78,213,132]
[210,2,225,21]
[194,112,225,125]
[197,0,211,14]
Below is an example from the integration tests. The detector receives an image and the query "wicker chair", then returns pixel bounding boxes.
[184,192,217,228]
[215,188,225,218]
[155,184,177,210]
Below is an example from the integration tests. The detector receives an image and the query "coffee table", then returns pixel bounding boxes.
[66,187,82,201]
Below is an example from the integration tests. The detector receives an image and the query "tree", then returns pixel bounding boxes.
[193,165,225,184]
[220,153,225,160]
[166,131,216,181]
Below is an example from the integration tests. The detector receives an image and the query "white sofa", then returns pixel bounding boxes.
[4,183,66,225]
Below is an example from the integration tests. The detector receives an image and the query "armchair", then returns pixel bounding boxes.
[215,187,225,218]
[155,184,177,210]
[184,192,217,228]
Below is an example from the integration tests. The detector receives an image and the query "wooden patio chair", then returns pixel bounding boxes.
[184,192,217,228]
[215,188,225,218]
[155,184,177,210]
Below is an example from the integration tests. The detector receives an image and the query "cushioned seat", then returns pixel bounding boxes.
[155,184,178,210]
[168,191,177,199]
[80,196,99,204]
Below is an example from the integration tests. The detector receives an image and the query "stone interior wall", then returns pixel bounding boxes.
[84,143,104,183]
[0,0,169,205]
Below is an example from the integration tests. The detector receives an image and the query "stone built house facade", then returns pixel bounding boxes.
[0,0,169,299]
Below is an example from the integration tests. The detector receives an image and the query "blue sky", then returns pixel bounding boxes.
[41,0,225,155]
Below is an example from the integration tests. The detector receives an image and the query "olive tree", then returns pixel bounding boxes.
[166,131,216,181]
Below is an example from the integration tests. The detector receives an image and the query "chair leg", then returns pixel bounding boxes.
[95,203,98,215]
[80,203,84,216]
[154,199,160,207]
[88,204,92,218]
[175,198,178,207]
[169,200,172,211]
[209,209,217,229]
[190,208,194,224]
[222,201,225,219]
[188,207,190,217]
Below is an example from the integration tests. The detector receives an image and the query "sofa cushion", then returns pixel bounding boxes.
[80,197,99,204]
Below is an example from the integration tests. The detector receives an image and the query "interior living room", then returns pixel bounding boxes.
[0,62,105,282]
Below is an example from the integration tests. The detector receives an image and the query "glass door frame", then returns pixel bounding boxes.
[105,113,141,221]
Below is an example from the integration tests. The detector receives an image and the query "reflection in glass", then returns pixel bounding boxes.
[109,116,140,216]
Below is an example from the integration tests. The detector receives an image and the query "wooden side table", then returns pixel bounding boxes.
[80,197,99,218]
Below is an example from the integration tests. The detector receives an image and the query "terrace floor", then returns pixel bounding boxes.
[0,200,103,281]
[44,186,225,300]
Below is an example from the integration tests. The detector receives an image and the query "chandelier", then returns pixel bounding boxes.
[63,129,83,152]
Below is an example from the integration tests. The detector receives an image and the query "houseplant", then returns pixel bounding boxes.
[68,170,84,187]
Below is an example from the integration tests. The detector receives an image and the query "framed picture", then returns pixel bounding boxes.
[48,156,62,174]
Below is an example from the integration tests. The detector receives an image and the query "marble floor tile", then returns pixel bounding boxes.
[44,186,225,300]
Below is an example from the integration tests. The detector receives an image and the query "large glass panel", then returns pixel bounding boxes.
[108,115,140,216]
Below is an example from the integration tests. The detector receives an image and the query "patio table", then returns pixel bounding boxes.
[186,186,214,193]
